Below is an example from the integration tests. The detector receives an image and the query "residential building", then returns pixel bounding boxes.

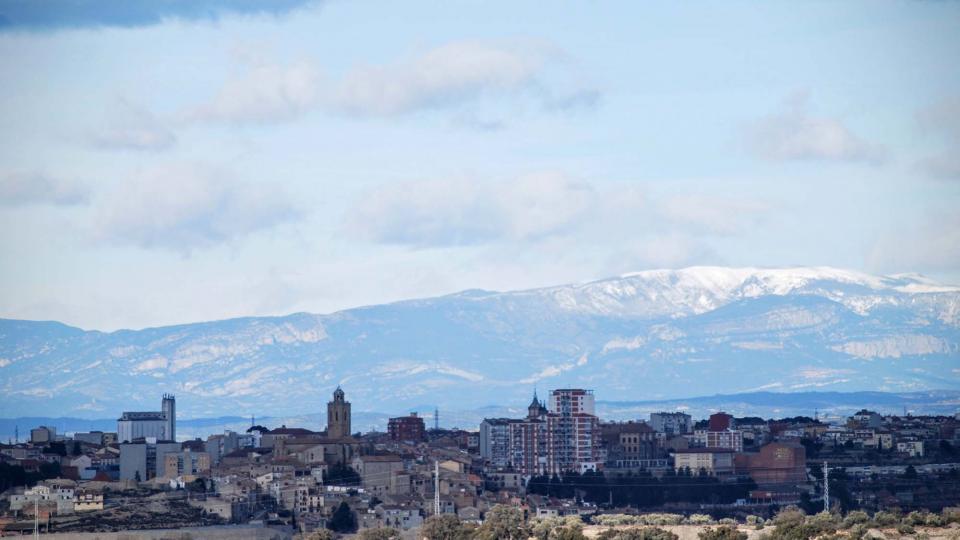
[673,448,735,476]
[694,429,744,452]
[649,412,692,435]
[119,439,181,481]
[30,426,57,444]
[601,421,660,468]
[388,413,426,442]
[734,442,807,487]
[545,389,602,474]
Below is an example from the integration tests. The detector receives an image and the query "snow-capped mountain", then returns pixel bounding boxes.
[1,266,958,419]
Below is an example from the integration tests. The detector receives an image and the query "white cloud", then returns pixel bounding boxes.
[916,95,960,180]
[345,172,597,247]
[89,99,175,151]
[188,60,322,124]
[747,92,886,164]
[187,39,597,124]
[94,162,301,252]
[0,171,89,206]
[332,39,548,116]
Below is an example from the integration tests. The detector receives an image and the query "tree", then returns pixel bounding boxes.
[38,461,61,479]
[134,470,142,482]
[328,501,357,533]
[474,505,530,540]
[72,441,82,456]
[421,514,474,540]
[325,463,361,486]
[358,527,400,540]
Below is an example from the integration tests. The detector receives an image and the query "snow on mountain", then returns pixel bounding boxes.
[0,267,957,419]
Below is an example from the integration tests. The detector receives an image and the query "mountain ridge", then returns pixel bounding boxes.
[1,266,958,420]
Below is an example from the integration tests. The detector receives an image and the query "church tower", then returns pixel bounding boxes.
[527,389,547,420]
[327,386,351,439]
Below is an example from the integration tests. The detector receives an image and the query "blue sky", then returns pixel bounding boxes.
[1,0,958,331]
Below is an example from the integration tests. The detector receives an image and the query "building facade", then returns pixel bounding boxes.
[388,413,426,442]
[117,394,176,443]
[649,412,692,435]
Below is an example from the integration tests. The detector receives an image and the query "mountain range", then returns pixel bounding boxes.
[1,266,958,422]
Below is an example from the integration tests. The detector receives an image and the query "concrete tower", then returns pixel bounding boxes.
[161,394,176,441]
[327,386,351,439]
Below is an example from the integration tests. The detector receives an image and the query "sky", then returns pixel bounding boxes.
[0,0,958,331]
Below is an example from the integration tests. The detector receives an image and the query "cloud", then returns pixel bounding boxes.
[0,171,89,206]
[94,162,300,252]
[187,60,321,124]
[345,172,597,247]
[0,0,318,31]
[746,92,886,164]
[332,39,548,116]
[916,95,960,180]
[89,99,175,151]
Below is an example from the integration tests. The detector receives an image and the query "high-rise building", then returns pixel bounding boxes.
[326,386,351,439]
[545,389,602,474]
[481,389,601,475]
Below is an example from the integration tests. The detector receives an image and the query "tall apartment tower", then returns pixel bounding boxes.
[162,394,176,442]
[327,386,351,439]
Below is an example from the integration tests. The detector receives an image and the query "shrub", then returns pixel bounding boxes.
[895,524,914,535]
[843,512,871,529]
[873,512,899,527]
[531,515,586,540]
[849,524,870,540]
[942,508,960,525]
[687,514,715,525]
[358,528,400,540]
[595,515,643,527]
[596,527,680,540]
[698,525,747,540]
[639,514,685,526]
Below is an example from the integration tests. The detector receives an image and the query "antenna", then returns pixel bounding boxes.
[434,407,439,431]
[251,415,255,428]
[823,461,830,513]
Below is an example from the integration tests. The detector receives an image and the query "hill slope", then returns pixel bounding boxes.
[1,266,957,419]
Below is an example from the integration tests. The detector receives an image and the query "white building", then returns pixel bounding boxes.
[117,394,176,443]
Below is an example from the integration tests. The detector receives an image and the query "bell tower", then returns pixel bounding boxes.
[327,386,351,439]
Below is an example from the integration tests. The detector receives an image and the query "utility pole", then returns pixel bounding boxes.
[34,495,39,539]
[823,461,830,513]
[434,460,441,516]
